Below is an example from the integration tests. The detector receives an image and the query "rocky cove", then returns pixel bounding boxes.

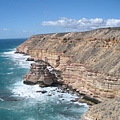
[16,27,120,120]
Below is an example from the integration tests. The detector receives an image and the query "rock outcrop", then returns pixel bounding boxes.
[82,98,120,120]
[16,27,120,101]
[16,27,120,120]
[23,60,58,87]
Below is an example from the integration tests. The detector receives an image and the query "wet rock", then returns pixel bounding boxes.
[82,95,101,104]
[36,90,47,94]
[61,84,68,90]
[58,94,63,98]
[71,98,79,102]
[47,94,52,96]
[23,80,36,85]
[26,57,34,61]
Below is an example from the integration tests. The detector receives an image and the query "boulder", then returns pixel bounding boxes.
[26,57,34,61]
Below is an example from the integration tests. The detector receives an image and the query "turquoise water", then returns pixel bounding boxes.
[0,38,88,120]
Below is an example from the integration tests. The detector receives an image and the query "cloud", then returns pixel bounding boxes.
[22,30,27,33]
[42,17,120,31]
[2,28,10,31]
[106,19,120,27]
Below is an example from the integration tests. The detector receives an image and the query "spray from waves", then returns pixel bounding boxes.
[11,81,79,103]
[2,48,34,68]
[10,80,89,118]
[1,48,88,120]
[9,78,88,120]
[0,98,4,101]
[2,48,88,107]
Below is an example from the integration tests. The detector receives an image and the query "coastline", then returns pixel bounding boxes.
[15,27,120,120]
[22,56,101,106]
[0,38,88,120]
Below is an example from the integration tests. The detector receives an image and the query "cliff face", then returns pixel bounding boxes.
[82,98,120,120]
[16,28,120,102]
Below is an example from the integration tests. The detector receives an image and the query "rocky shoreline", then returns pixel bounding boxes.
[23,59,100,105]
[16,27,120,120]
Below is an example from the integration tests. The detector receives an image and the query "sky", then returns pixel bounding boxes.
[0,0,120,39]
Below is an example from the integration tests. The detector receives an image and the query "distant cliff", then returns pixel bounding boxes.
[16,27,120,120]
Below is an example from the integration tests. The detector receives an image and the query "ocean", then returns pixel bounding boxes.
[0,38,88,120]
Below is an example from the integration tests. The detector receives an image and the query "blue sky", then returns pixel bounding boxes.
[0,0,120,38]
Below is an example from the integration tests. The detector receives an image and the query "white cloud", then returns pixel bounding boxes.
[42,17,120,31]
[2,28,10,31]
[106,19,120,27]
[22,30,27,33]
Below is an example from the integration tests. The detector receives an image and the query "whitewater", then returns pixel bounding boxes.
[0,38,88,120]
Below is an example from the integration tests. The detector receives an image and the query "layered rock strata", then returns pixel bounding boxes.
[16,27,120,119]
[23,60,58,87]
[82,98,120,120]
[16,27,120,102]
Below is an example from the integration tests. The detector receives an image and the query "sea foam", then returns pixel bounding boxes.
[3,48,88,108]
[2,48,34,68]
[11,81,80,103]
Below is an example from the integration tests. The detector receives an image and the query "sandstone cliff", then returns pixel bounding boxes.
[16,27,120,101]
[16,27,120,119]
[82,98,120,120]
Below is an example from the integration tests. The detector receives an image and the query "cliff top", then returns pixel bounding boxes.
[17,27,120,76]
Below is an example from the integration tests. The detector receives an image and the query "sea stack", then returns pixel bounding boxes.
[23,60,58,87]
